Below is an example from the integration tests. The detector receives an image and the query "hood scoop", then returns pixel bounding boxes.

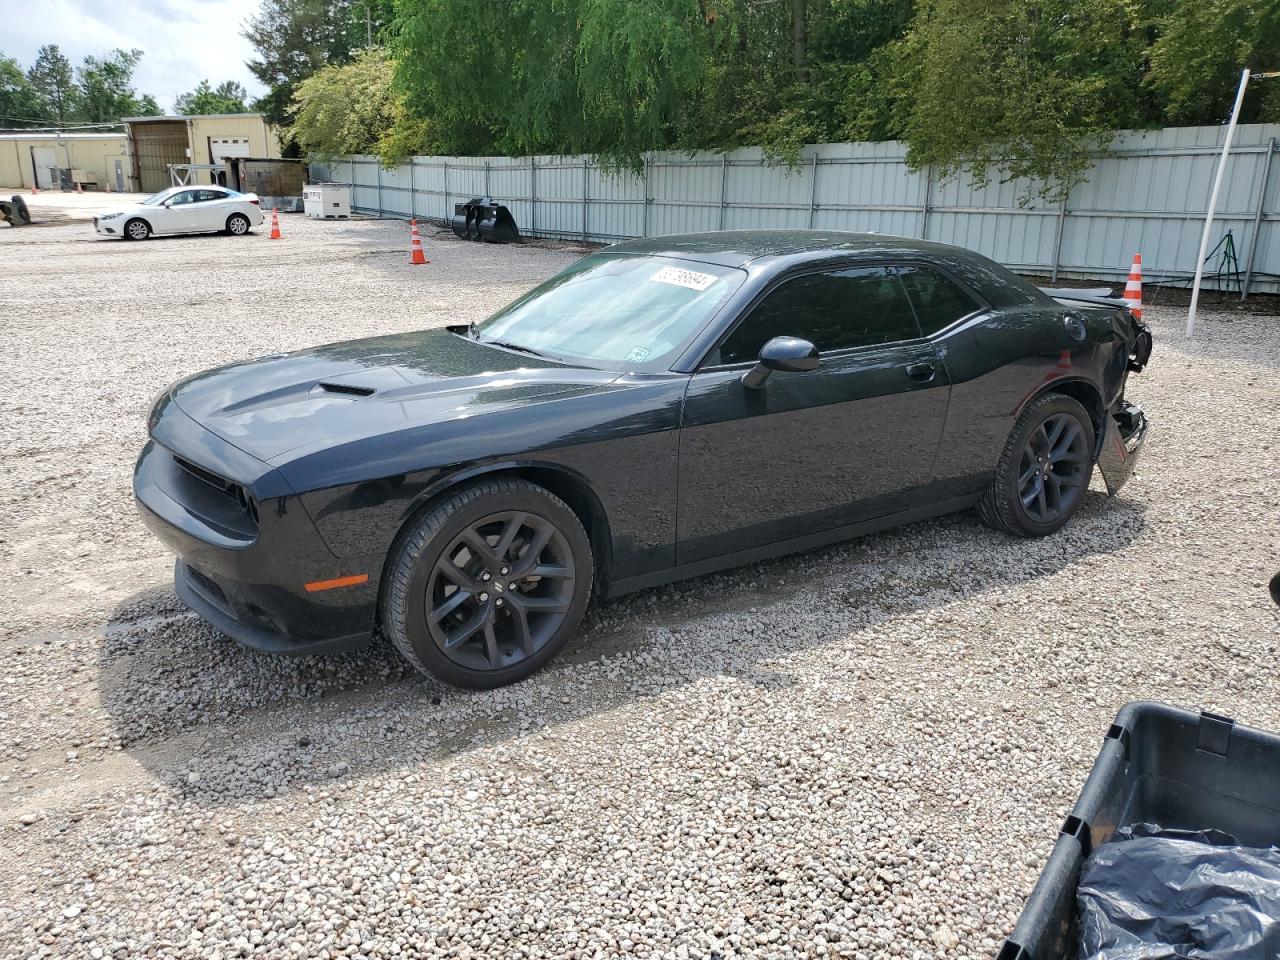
[314,381,375,397]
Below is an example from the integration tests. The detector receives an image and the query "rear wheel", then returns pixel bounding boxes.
[124,218,150,241]
[226,213,250,236]
[381,478,593,688]
[979,393,1095,537]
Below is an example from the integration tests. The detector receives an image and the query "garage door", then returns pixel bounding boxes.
[209,138,251,163]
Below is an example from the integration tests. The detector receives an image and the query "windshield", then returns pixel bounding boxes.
[141,189,176,206]
[474,253,745,369]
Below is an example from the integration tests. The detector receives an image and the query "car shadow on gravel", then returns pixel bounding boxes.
[96,492,1146,806]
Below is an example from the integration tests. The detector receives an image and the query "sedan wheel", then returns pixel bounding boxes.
[226,213,250,236]
[979,393,1096,537]
[125,218,150,241]
[382,478,593,688]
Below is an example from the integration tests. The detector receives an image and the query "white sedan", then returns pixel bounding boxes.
[94,186,264,240]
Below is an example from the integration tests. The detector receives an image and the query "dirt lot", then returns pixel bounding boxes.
[1,209,1278,959]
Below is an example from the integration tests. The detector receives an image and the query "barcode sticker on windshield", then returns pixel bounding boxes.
[650,266,717,291]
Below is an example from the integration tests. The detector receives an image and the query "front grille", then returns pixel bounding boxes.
[173,456,259,524]
[165,453,259,538]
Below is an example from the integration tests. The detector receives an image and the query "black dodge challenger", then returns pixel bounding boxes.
[135,231,1152,687]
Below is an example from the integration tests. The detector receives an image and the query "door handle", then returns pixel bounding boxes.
[905,362,936,382]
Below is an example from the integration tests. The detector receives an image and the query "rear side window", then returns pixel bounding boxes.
[718,266,921,364]
[195,190,226,202]
[898,265,981,335]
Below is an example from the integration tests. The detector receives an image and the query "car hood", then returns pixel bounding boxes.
[170,328,622,462]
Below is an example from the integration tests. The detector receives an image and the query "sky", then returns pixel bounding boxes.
[3,0,267,116]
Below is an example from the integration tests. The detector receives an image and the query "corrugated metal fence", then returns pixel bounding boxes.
[311,123,1280,295]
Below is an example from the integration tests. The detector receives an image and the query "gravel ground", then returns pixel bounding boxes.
[1,212,1278,960]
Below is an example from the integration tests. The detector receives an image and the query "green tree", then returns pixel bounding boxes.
[864,0,1160,200]
[1148,0,1280,125]
[175,79,251,115]
[288,50,422,164]
[0,52,41,126]
[244,0,395,125]
[26,44,76,125]
[76,48,160,122]
[395,0,714,168]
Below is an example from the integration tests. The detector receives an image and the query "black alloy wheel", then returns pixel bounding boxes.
[1017,412,1090,524]
[979,392,1096,537]
[426,511,576,671]
[382,478,593,688]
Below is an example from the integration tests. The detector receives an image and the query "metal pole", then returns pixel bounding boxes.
[1188,68,1250,337]
[807,153,818,229]
[582,158,589,242]
[375,160,383,218]
[529,156,537,237]
[442,160,449,221]
[1050,191,1068,282]
[1241,137,1274,299]
[920,164,933,240]
[642,156,650,238]
[718,154,728,230]
[484,160,490,198]
[409,158,417,222]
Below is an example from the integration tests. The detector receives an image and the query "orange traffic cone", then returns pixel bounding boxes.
[1123,254,1143,320]
[269,208,282,240]
[75,181,83,193]
[409,219,429,264]
[30,184,38,195]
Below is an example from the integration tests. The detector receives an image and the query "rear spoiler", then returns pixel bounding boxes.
[1039,286,1130,310]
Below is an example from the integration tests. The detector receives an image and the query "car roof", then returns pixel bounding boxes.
[608,230,983,268]
[606,230,1050,308]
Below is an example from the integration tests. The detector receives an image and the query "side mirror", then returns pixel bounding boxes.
[742,336,819,388]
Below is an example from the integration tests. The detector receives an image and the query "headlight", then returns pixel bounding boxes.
[100,212,123,220]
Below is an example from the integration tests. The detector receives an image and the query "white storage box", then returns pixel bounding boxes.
[304,183,351,219]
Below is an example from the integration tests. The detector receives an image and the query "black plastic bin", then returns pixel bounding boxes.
[999,701,1280,960]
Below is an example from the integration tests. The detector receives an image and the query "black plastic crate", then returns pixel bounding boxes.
[999,701,1280,960]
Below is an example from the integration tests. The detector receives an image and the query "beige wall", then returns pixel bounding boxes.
[0,135,129,190]
[189,116,282,164]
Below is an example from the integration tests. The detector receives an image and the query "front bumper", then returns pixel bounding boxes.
[1097,402,1148,496]
[134,425,376,655]
[174,558,370,655]
[94,216,121,236]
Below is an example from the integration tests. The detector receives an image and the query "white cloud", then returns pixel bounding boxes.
[2,0,267,115]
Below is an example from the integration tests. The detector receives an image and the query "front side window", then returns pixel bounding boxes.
[716,266,921,365]
[897,265,981,335]
[168,191,198,206]
[474,253,745,369]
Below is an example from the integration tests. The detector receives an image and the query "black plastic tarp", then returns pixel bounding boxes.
[1077,823,1280,960]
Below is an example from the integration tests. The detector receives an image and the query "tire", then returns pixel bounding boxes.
[978,392,1096,537]
[124,218,150,241]
[381,478,593,688]
[226,213,251,236]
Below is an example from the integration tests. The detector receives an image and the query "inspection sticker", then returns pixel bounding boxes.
[650,265,717,291]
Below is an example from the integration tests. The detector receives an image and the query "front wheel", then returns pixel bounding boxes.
[979,392,1096,537]
[226,213,251,236]
[381,478,593,688]
[124,218,150,241]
